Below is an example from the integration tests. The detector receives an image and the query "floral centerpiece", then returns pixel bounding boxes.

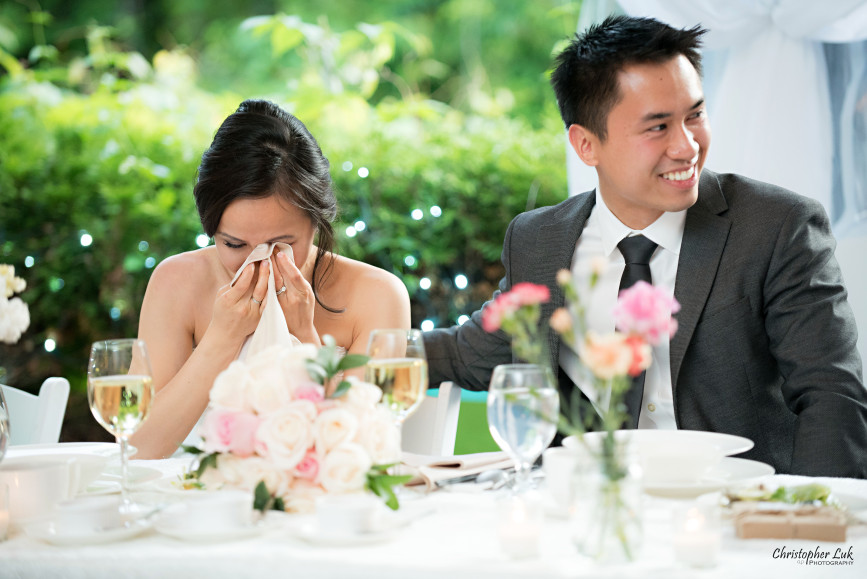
[182,336,409,512]
[0,264,30,345]
[483,269,679,562]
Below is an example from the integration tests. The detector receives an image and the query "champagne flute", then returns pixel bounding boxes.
[0,387,9,465]
[87,339,154,513]
[365,329,429,424]
[487,364,559,492]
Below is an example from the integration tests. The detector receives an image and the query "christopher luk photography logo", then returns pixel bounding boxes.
[772,545,855,566]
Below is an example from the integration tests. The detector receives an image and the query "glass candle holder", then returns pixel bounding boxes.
[672,501,721,568]
[497,493,543,559]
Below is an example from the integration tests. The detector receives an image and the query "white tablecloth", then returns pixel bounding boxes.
[1,459,865,579]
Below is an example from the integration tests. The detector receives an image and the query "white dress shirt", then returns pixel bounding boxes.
[559,190,685,429]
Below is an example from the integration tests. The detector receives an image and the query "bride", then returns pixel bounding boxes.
[130,100,410,459]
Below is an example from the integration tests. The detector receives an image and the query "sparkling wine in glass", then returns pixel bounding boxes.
[0,387,9,465]
[365,329,428,423]
[87,339,154,513]
[487,364,559,492]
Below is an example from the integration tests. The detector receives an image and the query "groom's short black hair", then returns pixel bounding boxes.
[550,15,706,141]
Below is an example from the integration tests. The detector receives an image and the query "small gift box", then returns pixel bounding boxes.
[733,503,847,542]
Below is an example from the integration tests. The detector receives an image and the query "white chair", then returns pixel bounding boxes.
[401,381,462,456]
[0,377,70,445]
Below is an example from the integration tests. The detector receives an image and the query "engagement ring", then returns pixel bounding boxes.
[275,285,287,296]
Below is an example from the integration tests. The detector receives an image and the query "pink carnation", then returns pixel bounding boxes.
[481,283,550,332]
[294,450,320,481]
[614,281,680,345]
[200,408,261,457]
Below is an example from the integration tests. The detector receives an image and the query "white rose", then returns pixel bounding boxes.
[198,453,244,489]
[280,344,319,386]
[209,360,253,411]
[318,443,372,493]
[236,456,292,498]
[246,371,292,415]
[247,344,289,392]
[0,296,30,344]
[256,400,317,469]
[356,406,401,465]
[282,479,325,513]
[313,407,359,455]
[343,378,383,409]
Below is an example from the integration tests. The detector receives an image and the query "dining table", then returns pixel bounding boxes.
[1,453,865,579]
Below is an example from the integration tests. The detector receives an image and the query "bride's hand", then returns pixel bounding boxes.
[274,251,320,345]
[208,261,269,344]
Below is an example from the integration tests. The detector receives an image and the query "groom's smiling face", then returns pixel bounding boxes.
[570,55,711,230]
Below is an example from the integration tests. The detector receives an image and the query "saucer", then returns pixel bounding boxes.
[290,520,398,547]
[565,430,754,456]
[23,518,151,546]
[153,511,283,542]
[643,457,774,498]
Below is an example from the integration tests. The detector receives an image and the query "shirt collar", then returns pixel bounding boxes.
[593,189,687,257]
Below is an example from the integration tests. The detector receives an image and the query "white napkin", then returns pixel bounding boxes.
[401,451,515,491]
[232,242,302,361]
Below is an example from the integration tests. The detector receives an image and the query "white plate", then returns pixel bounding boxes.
[23,518,151,546]
[565,430,754,456]
[153,511,284,542]
[290,520,398,547]
[6,442,121,459]
[151,477,213,496]
[643,457,774,498]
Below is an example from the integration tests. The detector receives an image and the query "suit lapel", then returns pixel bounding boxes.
[530,192,596,370]
[670,170,731,387]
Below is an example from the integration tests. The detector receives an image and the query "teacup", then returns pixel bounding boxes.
[165,490,254,533]
[0,456,79,523]
[50,496,123,535]
[315,494,381,536]
[24,453,109,495]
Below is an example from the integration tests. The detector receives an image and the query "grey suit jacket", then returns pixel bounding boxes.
[425,169,867,478]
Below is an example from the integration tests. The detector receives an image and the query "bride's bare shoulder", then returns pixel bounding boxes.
[330,255,407,300]
[145,248,219,297]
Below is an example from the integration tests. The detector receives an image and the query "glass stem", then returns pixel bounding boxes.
[119,436,131,510]
[513,461,532,492]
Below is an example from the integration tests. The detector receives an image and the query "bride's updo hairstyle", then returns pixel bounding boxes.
[194,99,340,311]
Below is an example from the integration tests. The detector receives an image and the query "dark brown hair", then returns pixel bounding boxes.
[551,15,706,141]
[194,99,340,312]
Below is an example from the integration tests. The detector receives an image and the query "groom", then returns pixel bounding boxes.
[423,15,867,478]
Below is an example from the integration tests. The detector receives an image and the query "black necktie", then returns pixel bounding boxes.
[617,235,658,428]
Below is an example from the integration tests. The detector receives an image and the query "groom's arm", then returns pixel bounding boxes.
[423,220,519,391]
[765,196,867,477]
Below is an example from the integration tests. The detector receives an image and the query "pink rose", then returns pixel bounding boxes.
[614,281,680,345]
[294,450,320,481]
[200,408,261,457]
[510,282,550,306]
[294,382,325,404]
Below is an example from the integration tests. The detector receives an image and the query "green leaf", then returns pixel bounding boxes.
[180,444,203,455]
[195,453,218,479]
[330,380,352,398]
[336,353,369,372]
[305,360,328,384]
[253,480,271,511]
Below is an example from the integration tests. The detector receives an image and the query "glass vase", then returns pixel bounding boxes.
[571,438,643,564]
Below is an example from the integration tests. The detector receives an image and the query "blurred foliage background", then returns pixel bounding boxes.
[0,0,577,442]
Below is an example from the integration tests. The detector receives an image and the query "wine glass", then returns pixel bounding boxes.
[87,339,154,513]
[365,329,429,424]
[0,386,9,465]
[487,364,559,492]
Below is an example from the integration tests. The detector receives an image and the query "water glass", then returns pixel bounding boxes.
[487,364,559,492]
